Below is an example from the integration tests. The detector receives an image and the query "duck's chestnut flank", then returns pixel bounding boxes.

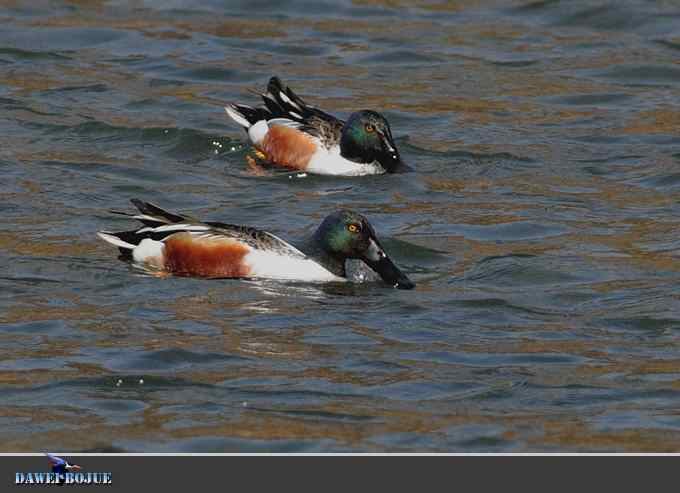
[260,125,316,171]
[164,233,251,278]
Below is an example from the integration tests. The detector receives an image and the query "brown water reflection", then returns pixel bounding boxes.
[2,0,680,452]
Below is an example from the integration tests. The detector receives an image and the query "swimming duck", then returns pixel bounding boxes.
[225,76,409,176]
[97,199,415,289]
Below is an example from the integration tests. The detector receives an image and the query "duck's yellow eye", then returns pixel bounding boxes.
[364,123,374,133]
[348,224,359,233]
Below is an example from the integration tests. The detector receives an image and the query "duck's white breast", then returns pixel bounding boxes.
[244,249,345,282]
[306,146,385,176]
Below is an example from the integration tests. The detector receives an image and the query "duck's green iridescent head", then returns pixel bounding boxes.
[340,110,409,173]
[314,210,414,289]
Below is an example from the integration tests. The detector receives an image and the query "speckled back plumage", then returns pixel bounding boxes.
[237,76,345,149]
[106,199,305,258]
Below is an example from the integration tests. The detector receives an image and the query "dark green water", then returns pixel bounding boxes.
[3,0,680,452]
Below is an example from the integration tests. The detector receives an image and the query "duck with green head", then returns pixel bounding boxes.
[225,77,410,176]
[98,200,415,289]
[301,210,414,288]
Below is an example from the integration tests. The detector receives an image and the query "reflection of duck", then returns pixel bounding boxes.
[46,453,81,474]
[225,77,409,176]
[98,199,414,289]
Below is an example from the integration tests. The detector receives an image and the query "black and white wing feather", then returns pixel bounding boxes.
[225,76,344,146]
[99,199,306,258]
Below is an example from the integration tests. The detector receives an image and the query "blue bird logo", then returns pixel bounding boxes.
[45,453,81,474]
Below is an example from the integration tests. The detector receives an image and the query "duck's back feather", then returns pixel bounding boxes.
[226,77,344,149]
[98,200,343,281]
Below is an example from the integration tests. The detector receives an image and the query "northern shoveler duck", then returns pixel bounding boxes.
[46,454,81,474]
[224,76,409,176]
[97,199,415,289]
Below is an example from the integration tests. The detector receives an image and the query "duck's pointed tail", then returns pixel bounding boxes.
[224,103,270,129]
[225,76,315,129]
[97,199,195,257]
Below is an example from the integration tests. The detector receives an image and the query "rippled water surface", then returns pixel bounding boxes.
[3,0,680,452]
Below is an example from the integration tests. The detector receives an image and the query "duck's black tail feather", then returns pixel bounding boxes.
[225,77,340,128]
[264,76,337,123]
[98,199,192,256]
[129,199,187,224]
[224,103,272,128]
[261,76,307,121]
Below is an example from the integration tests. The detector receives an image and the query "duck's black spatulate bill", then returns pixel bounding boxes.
[361,238,415,289]
[365,256,414,289]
